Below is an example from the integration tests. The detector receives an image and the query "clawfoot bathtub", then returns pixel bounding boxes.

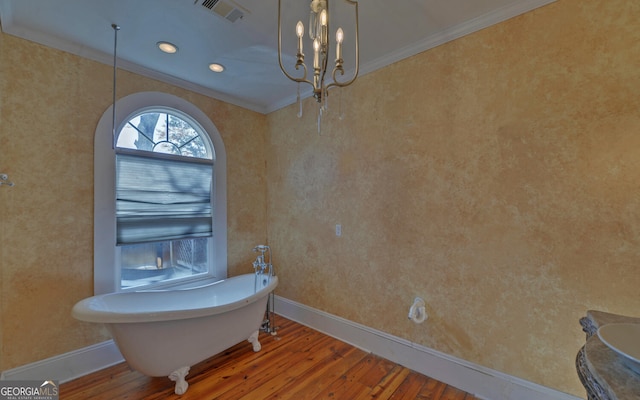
[72,273,277,394]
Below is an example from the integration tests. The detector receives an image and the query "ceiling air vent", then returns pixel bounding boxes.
[198,0,248,23]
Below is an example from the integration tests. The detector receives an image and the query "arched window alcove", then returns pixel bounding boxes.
[94,92,227,294]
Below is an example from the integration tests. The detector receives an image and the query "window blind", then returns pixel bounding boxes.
[116,152,213,245]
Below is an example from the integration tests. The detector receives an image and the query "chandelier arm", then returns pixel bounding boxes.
[319,0,330,90]
[319,42,330,90]
[326,0,359,90]
[278,0,313,85]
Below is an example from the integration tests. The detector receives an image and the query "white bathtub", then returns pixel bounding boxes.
[72,273,277,394]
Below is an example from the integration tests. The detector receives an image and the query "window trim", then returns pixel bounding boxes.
[94,92,227,294]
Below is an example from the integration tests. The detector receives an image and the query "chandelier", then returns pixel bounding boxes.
[278,0,359,126]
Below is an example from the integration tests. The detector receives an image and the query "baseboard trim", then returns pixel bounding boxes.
[0,340,124,384]
[1,296,581,399]
[273,295,581,400]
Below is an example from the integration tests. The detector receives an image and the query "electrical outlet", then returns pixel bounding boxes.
[335,224,342,237]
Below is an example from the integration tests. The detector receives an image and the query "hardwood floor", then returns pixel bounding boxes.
[61,316,479,399]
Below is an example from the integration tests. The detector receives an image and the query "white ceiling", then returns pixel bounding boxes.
[0,0,555,114]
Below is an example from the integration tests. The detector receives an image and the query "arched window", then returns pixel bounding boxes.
[94,93,227,294]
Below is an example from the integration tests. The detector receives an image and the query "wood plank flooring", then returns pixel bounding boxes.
[61,316,479,399]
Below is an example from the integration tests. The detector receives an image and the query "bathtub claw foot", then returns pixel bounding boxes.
[248,330,261,352]
[169,366,190,395]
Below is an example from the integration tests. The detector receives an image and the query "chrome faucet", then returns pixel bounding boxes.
[251,245,278,335]
[252,245,274,276]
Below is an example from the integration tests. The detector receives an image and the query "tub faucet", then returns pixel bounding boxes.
[252,245,273,276]
[252,255,265,273]
[251,245,278,336]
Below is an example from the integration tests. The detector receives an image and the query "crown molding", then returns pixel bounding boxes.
[1,0,557,115]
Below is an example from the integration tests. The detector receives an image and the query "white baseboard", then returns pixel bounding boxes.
[273,295,581,400]
[0,340,124,384]
[0,296,582,399]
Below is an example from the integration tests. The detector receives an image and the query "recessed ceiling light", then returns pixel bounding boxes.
[157,41,178,54]
[209,63,225,73]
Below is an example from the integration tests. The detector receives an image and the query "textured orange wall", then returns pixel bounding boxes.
[0,32,267,370]
[266,0,640,395]
[2,0,640,396]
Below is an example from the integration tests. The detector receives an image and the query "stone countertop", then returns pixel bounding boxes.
[582,310,640,337]
[578,310,640,400]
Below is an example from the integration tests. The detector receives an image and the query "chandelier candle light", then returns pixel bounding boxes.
[278,0,359,129]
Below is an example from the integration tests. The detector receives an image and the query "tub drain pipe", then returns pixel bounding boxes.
[262,291,278,335]
[269,292,278,336]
